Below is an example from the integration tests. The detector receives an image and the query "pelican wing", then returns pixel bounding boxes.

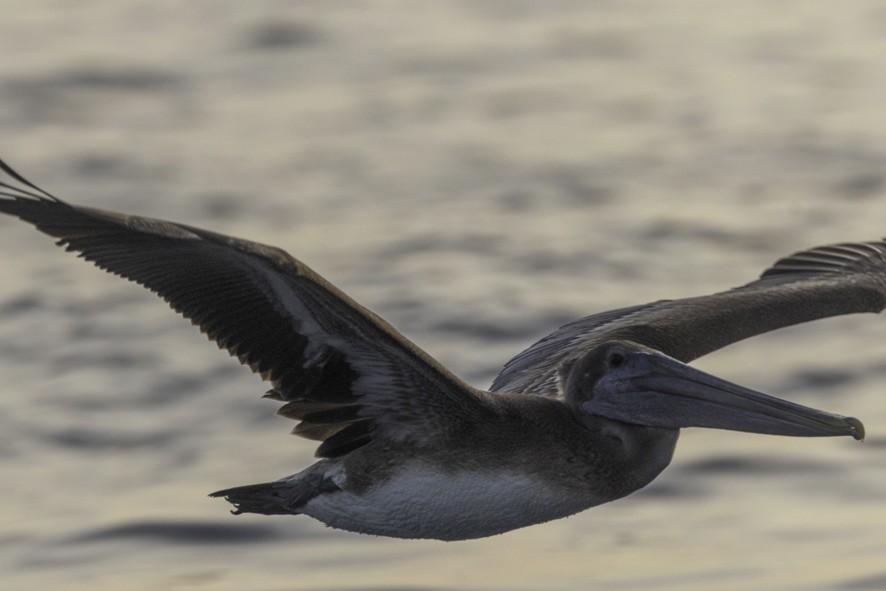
[492,241,886,396]
[0,160,486,458]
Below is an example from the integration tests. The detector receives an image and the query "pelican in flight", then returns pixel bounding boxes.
[0,159,876,541]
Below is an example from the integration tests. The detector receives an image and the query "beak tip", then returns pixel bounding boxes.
[846,416,865,442]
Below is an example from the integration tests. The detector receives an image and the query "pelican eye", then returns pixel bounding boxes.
[607,351,626,369]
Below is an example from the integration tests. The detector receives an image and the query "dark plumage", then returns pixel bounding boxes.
[0,159,875,540]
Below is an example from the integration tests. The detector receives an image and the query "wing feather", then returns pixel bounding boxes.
[492,241,886,395]
[0,160,486,457]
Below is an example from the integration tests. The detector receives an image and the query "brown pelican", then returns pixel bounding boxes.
[0,159,874,541]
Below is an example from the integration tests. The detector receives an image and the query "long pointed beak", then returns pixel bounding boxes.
[585,350,864,440]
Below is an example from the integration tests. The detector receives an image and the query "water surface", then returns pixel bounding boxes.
[1,2,886,590]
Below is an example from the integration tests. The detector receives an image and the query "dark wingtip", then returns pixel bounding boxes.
[0,157,59,201]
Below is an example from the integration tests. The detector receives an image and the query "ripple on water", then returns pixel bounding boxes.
[42,426,177,451]
[779,367,860,394]
[836,572,886,591]
[676,454,838,477]
[62,520,284,545]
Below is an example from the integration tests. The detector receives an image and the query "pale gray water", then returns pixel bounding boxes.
[2,2,886,590]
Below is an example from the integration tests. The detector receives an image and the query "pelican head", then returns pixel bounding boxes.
[566,341,864,440]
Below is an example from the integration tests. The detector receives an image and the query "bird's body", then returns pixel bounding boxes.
[0,159,875,540]
[278,394,676,540]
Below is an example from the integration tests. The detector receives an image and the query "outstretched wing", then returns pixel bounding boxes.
[492,241,886,396]
[0,160,486,458]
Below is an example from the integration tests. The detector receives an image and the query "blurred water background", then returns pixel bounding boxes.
[2,2,886,590]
